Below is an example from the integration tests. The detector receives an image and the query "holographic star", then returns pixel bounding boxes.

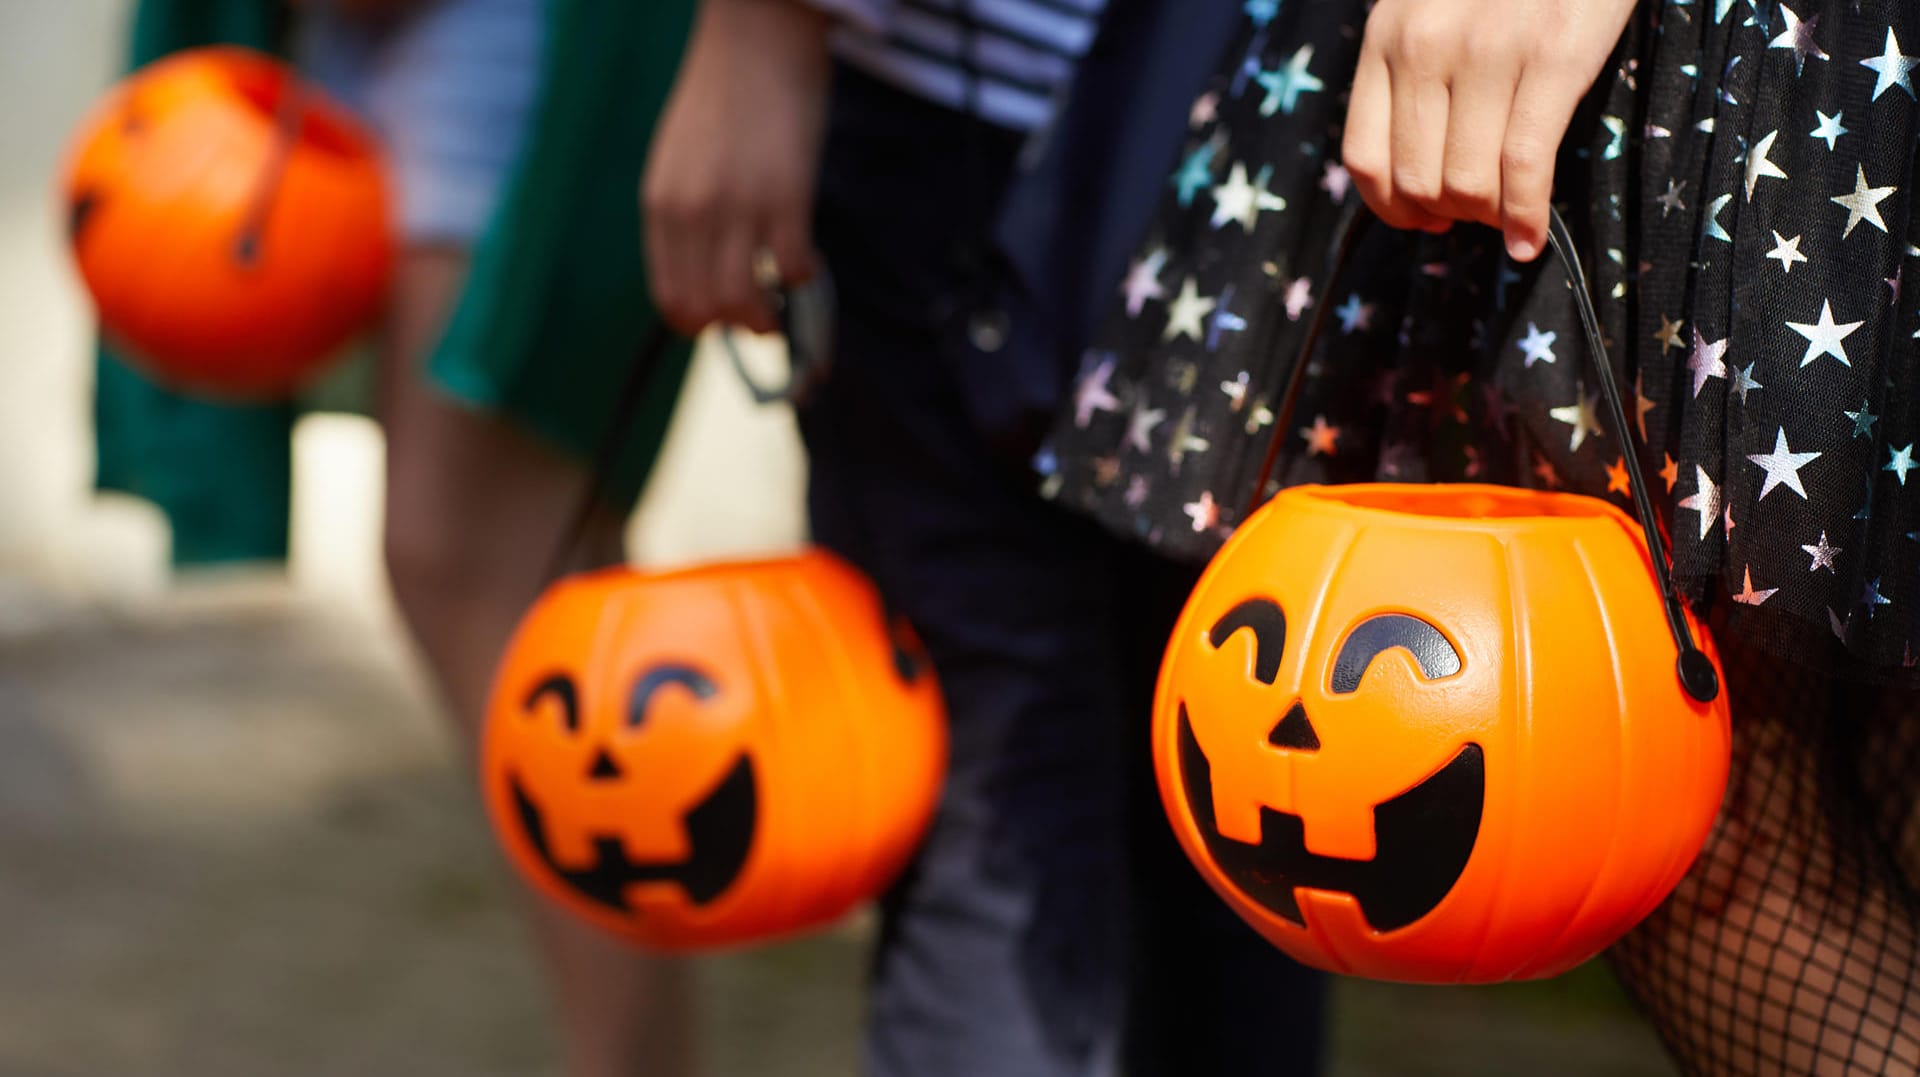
[1729,361,1763,405]
[1184,491,1221,533]
[1320,161,1352,203]
[1283,277,1315,321]
[1635,371,1658,439]
[1606,457,1632,497]
[1661,454,1680,493]
[1335,293,1375,334]
[1656,179,1688,217]
[1171,141,1218,208]
[1810,109,1848,150]
[1846,401,1879,438]
[1549,384,1604,451]
[1802,532,1841,573]
[1746,427,1822,501]
[1679,466,1721,540]
[1243,0,1280,28]
[1654,314,1686,353]
[1162,277,1216,342]
[1120,248,1168,316]
[1886,443,1917,485]
[1205,285,1248,351]
[1765,230,1808,273]
[1300,415,1340,457]
[1786,299,1864,368]
[1124,400,1165,453]
[1687,329,1729,397]
[1601,116,1627,161]
[1518,322,1558,367]
[1220,370,1249,411]
[1861,29,1919,101]
[1862,577,1893,618]
[1209,162,1287,232]
[1767,6,1828,74]
[1731,567,1779,606]
[1072,353,1120,427]
[1832,165,1896,237]
[1703,192,1734,243]
[1744,129,1786,200]
[1255,45,1325,117]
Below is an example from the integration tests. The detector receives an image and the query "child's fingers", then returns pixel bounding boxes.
[1439,56,1520,230]
[1499,64,1584,261]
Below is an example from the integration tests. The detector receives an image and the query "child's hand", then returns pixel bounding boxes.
[643,0,831,335]
[1341,0,1637,260]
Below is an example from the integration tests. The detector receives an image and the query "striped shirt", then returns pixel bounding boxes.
[811,0,1108,131]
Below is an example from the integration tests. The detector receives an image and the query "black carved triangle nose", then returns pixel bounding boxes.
[587,748,623,781]
[1268,702,1320,751]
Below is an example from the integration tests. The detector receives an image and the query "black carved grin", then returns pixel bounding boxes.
[510,754,757,913]
[1177,706,1483,933]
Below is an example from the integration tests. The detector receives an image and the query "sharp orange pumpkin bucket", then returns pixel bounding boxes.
[1154,209,1732,984]
[480,548,948,951]
[61,46,393,398]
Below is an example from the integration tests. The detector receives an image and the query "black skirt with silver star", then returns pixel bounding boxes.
[1040,0,1920,674]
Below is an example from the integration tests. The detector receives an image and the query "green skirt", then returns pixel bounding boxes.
[95,0,696,564]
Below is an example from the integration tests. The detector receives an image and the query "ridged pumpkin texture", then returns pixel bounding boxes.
[61,47,392,398]
[1155,484,1732,983]
[481,549,948,951]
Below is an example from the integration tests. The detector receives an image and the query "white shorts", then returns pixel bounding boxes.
[297,0,546,245]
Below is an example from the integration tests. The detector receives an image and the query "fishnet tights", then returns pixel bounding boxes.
[1609,628,1920,1076]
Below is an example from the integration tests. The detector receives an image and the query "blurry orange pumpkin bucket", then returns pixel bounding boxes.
[60,46,393,398]
[1154,209,1732,983]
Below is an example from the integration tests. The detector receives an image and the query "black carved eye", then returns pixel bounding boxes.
[1208,598,1287,685]
[628,664,718,729]
[1330,614,1462,694]
[524,673,581,733]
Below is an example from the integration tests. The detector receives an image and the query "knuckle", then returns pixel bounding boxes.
[1442,166,1499,213]
[1392,164,1441,205]
[1391,12,1457,67]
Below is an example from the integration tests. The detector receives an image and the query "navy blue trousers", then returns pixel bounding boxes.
[801,67,1328,1077]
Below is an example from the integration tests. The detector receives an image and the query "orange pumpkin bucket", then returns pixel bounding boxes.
[480,548,948,951]
[61,47,393,398]
[1154,209,1732,983]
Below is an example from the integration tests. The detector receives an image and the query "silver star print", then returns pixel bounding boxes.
[1073,353,1121,427]
[1121,249,1168,316]
[1548,384,1604,451]
[1518,322,1558,367]
[1335,293,1375,334]
[1786,300,1864,367]
[1656,179,1688,217]
[1729,362,1763,405]
[1886,443,1916,485]
[1810,110,1848,150]
[1255,45,1325,116]
[1654,314,1686,352]
[1766,231,1808,273]
[1679,466,1722,540]
[1744,129,1787,200]
[1124,401,1165,453]
[1747,427,1822,501]
[1688,329,1729,397]
[1162,277,1215,342]
[1731,566,1779,605]
[1846,401,1879,438]
[1862,578,1893,618]
[1703,193,1733,243]
[1635,372,1658,439]
[1209,162,1286,232]
[1183,491,1220,533]
[1802,532,1841,572]
[1861,28,1919,102]
[1832,165,1897,237]
[1768,5,1829,73]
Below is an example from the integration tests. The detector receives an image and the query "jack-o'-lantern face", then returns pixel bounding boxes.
[505,664,756,914]
[1155,484,1731,983]
[1175,598,1482,933]
[482,551,950,952]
